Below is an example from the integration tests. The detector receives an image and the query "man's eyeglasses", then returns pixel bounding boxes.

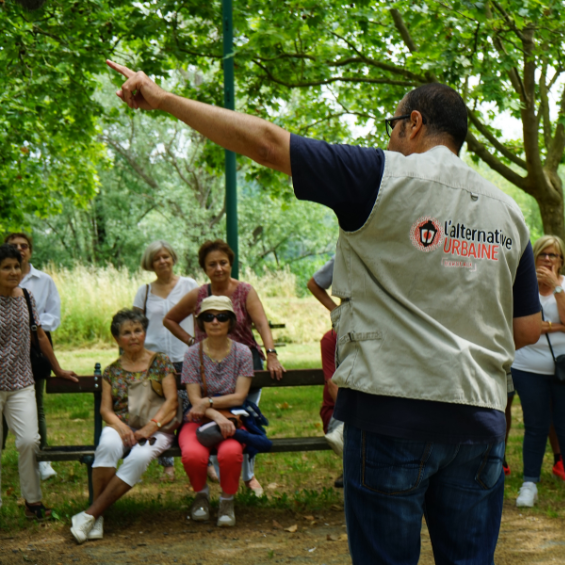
[138,437,157,446]
[9,243,29,251]
[384,112,428,138]
[200,312,231,323]
[540,253,562,260]
[384,114,411,138]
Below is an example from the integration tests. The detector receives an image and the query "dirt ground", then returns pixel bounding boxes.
[1,501,564,565]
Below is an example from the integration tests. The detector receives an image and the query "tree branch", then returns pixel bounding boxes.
[465,131,529,192]
[467,110,527,169]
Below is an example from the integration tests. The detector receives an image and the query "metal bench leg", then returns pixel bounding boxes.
[80,454,95,504]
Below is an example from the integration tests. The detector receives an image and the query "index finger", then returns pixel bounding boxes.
[106,59,135,79]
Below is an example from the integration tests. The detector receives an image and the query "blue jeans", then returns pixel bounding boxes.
[343,425,505,565]
[511,367,565,482]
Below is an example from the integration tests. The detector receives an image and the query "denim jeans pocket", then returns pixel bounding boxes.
[474,441,504,490]
[361,432,432,495]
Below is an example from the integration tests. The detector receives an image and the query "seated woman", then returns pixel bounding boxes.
[70,309,178,544]
[179,296,254,527]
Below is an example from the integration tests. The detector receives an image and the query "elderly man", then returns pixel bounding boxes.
[108,60,541,564]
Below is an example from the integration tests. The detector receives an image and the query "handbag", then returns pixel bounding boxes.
[22,288,52,381]
[199,342,242,428]
[543,308,565,383]
[127,353,184,433]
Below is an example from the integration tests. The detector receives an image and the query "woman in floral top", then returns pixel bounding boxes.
[179,296,254,528]
[0,244,77,521]
[70,309,178,544]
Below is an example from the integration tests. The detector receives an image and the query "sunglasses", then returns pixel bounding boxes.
[137,437,157,446]
[200,312,231,323]
[10,243,29,251]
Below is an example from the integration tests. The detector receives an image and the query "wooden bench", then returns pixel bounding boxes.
[39,368,330,502]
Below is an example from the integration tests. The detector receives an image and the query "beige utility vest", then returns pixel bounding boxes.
[330,145,531,412]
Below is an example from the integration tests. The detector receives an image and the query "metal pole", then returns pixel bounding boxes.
[222,0,238,279]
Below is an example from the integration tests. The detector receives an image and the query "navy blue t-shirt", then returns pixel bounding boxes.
[291,134,540,444]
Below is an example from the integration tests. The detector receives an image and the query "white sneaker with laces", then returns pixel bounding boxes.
[38,461,57,481]
[217,497,236,527]
[70,511,96,544]
[516,481,538,507]
[325,423,344,456]
[87,516,104,540]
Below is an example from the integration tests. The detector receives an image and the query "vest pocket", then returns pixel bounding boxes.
[361,432,432,495]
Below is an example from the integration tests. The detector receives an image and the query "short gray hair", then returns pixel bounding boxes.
[140,240,178,271]
[110,309,149,338]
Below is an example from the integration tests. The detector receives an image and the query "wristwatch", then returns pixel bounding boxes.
[266,348,278,355]
[151,418,162,428]
[208,397,214,407]
[554,286,563,295]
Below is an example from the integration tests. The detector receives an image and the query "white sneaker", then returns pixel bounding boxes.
[87,516,104,540]
[217,497,236,527]
[70,511,95,544]
[516,482,538,507]
[38,461,57,481]
[325,423,344,456]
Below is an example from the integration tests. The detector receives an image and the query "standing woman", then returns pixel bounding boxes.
[164,239,284,496]
[0,244,77,519]
[512,235,565,507]
[133,241,198,481]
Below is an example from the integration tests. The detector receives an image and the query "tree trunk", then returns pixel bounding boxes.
[532,170,564,239]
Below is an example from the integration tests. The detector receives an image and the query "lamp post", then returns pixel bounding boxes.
[222,0,238,279]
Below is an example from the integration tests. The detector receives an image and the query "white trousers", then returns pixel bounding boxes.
[93,426,173,487]
[0,385,42,507]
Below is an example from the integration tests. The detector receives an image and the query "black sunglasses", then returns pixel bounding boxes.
[138,437,157,446]
[384,112,427,138]
[200,312,231,323]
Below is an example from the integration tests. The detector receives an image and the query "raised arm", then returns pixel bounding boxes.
[163,288,200,345]
[106,60,291,176]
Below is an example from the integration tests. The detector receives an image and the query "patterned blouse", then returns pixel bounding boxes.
[181,340,254,397]
[103,352,176,423]
[0,293,39,391]
[194,282,264,359]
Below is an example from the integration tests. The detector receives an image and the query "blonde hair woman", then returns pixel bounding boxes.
[512,235,565,507]
[133,241,198,481]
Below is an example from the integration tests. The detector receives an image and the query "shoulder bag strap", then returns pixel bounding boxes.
[143,284,149,316]
[207,283,212,297]
[199,341,209,398]
[542,306,558,363]
[22,288,40,349]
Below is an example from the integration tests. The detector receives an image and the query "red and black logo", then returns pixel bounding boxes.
[409,216,444,252]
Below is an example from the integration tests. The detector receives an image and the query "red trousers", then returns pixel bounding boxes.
[178,422,243,495]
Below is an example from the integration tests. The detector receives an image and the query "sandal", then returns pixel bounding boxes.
[25,501,52,521]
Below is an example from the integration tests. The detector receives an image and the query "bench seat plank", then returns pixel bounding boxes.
[37,436,331,462]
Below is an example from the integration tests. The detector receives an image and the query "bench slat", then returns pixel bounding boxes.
[46,369,325,394]
[37,436,331,462]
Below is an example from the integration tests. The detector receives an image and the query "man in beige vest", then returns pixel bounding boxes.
[108,62,542,564]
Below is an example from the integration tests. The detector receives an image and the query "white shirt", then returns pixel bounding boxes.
[513,282,565,375]
[133,276,198,363]
[19,264,61,332]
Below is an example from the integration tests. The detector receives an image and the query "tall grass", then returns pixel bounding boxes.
[46,264,332,349]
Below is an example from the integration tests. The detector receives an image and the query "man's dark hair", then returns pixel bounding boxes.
[0,243,22,266]
[402,83,468,153]
[110,309,149,338]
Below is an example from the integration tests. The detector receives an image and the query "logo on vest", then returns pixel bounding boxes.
[409,217,444,252]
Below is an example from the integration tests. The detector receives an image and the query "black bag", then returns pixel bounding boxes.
[543,308,565,383]
[22,289,52,381]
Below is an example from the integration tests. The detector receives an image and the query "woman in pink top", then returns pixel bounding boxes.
[164,239,284,496]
